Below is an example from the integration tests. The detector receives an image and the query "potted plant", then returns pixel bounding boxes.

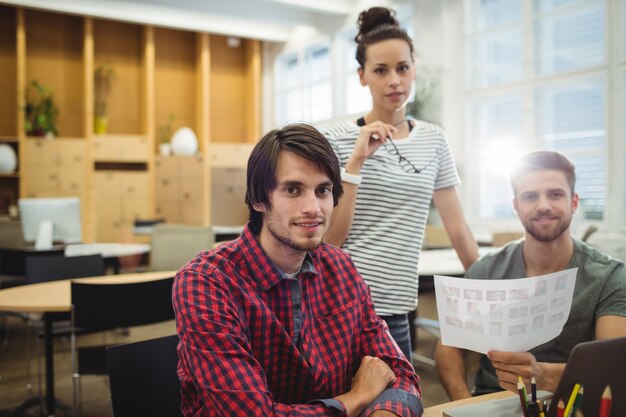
[24,80,59,137]
[94,63,115,134]
[157,113,176,156]
[405,65,442,124]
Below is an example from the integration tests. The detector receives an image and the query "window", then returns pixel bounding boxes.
[274,43,332,125]
[464,0,616,224]
[337,29,372,116]
[467,94,523,218]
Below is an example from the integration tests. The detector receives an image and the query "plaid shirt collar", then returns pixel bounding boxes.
[237,224,319,292]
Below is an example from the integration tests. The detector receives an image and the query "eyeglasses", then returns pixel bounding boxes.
[384,137,422,174]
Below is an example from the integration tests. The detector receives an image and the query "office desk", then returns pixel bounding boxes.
[0,243,151,276]
[422,391,513,417]
[0,270,177,415]
[413,247,496,366]
[418,247,497,277]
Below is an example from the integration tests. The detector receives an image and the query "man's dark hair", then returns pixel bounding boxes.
[509,150,576,194]
[245,123,343,234]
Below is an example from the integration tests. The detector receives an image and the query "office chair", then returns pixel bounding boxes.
[150,224,213,271]
[106,335,182,417]
[70,277,175,416]
[10,254,106,415]
[26,253,105,283]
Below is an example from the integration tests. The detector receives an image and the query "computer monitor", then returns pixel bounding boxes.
[18,197,82,249]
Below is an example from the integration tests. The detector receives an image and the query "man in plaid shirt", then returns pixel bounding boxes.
[173,123,422,417]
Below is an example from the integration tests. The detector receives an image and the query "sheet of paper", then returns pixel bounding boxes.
[434,268,577,354]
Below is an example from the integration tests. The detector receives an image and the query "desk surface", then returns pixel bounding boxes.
[0,270,176,313]
[418,247,496,276]
[64,242,150,258]
[422,391,513,417]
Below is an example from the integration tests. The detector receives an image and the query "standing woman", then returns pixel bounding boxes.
[323,7,479,360]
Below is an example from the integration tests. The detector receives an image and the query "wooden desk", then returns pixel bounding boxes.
[0,270,177,415]
[422,391,514,417]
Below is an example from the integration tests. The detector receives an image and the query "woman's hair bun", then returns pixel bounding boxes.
[356,7,399,41]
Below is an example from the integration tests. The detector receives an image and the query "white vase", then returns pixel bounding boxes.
[0,144,17,174]
[171,127,198,156]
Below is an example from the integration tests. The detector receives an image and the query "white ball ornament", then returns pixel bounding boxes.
[0,144,17,174]
[171,127,198,156]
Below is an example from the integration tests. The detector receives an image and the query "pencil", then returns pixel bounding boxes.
[520,376,529,404]
[598,385,612,417]
[531,376,537,403]
[518,376,529,417]
[569,385,584,417]
[564,383,581,417]
[557,399,565,417]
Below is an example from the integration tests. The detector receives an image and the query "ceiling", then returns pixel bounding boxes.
[1,0,365,42]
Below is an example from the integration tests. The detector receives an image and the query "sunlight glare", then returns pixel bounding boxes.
[482,139,522,176]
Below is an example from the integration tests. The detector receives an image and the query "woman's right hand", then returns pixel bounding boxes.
[347,121,397,171]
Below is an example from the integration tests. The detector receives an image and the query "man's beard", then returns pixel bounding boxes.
[266,218,325,252]
[523,215,571,242]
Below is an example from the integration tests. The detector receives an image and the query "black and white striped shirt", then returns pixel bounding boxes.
[323,119,460,315]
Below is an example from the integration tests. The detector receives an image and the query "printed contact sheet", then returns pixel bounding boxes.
[434,268,577,354]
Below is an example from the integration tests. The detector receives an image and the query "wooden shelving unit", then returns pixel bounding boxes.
[0,4,262,241]
[0,6,19,215]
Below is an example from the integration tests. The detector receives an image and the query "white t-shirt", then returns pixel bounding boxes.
[323,119,459,315]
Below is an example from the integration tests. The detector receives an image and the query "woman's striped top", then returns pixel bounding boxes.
[322,119,460,315]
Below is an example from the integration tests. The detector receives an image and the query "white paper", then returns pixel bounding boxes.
[434,268,577,354]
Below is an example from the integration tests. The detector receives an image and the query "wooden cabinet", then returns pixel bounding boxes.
[93,135,150,162]
[155,144,253,227]
[21,138,87,197]
[0,6,20,214]
[0,5,261,240]
[20,138,91,235]
[155,155,206,225]
[207,143,254,226]
[94,171,150,242]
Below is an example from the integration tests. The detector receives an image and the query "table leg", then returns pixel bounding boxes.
[44,314,55,416]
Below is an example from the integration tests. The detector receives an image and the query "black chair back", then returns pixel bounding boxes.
[71,277,174,332]
[106,335,182,417]
[26,254,104,284]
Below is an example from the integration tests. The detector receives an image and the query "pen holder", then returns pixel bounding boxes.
[526,402,540,417]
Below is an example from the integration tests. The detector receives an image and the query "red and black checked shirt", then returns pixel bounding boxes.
[173,225,422,416]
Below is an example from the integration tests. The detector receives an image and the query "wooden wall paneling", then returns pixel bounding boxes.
[198,33,211,225]
[154,27,196,140]
[24,9,85,138]
[83,16,95,241]
[93,19,143,134]
[17,8,26,198]
[210,35,247,143]
[0,5,17,137]
[143,25,155,220]
[245,39,261,143]
[0,6,19,214]
[196,32,210,150]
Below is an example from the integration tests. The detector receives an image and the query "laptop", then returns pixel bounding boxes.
[546,336,626,417]
[443,336,626,417]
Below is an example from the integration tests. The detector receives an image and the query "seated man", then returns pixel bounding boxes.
[173,124,422,416]
[435,150,626,400]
